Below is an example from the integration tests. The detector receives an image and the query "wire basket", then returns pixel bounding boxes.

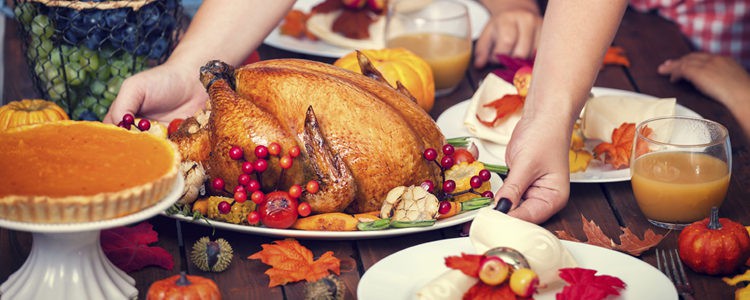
[13,0,187,120]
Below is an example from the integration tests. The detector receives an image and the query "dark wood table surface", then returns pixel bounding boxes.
[2,7,748,300]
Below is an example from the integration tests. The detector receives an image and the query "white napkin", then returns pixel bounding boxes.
[581,95,676,142]
[462,73,522,146]
[416,208,578,299]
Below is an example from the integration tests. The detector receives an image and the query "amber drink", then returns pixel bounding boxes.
[630,116,731,229]
[385,0,471,96]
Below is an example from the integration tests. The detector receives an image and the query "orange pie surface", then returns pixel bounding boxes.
[0,121,181,223]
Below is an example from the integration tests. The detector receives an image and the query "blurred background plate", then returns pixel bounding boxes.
[263,0,489,58]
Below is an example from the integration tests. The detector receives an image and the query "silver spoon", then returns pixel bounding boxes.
[484,247,531,270]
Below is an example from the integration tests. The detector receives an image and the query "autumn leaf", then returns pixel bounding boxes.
[445,253,484,277]
[593,123,636,169]
[476,94,525,127]
[602,46,631,68]
[463,281,518,300]
[557,268,626,300]
[100,222,174,273]
[555,215,665,256]
[248,238,340,287]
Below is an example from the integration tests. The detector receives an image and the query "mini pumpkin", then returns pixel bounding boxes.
[146,271,221,300]
[678,207,750,275]
[334,48,435,112]
[0,99,69,131]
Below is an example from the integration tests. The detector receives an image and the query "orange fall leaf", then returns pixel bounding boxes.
[248,238,340,287]
[602,46,630,68]
[555,214,665,257]
[593,123,636,169]
[476,94,525,127]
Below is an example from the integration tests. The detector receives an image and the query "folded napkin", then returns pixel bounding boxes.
[581,95,676,142]
[463,73,522,146]
[416,208,578,299]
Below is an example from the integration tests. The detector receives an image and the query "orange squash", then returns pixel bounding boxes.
[146,272,221,300]
[334,48,435,112]
[0,99,69,131]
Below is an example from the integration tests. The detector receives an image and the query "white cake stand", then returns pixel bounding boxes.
[0,177,183,300]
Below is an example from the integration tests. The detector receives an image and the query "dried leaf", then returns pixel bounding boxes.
[100,222,174,273]
[593,123,636,169]
[555,230,582,243]
[476,94,525,127]
[556,215,665,256]
[569,149,593,173]
[248,238,340,287]
[557,268,626,300]
[445,253,484,277]
[602,46,631,68]
[724,269,750,286]
[463,281,518,300]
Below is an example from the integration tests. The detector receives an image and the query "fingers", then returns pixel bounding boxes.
[103,78,144,124]
[511,14,540,58]
[474,28,495,68]
[508,193,566,224]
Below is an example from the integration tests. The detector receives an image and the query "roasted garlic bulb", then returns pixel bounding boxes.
[380,185,439,222]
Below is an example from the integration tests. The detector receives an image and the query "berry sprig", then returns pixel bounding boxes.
[422,143,494,202]
[117,113,151,131]
[209,142,320,226]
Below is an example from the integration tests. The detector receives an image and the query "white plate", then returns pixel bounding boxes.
[358,237,677,300]
[167,173,501,240]
[436,87,703,183]
[263,0,490,58]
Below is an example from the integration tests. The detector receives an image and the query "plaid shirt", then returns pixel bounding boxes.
[629,0,750,69]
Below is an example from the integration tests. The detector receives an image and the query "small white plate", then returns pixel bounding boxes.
[358,237,678,300]
[436,87,702,183]
[263,0,490,58]
[167,173,501,240]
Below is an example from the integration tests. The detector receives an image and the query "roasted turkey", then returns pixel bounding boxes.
[170,53,445,213]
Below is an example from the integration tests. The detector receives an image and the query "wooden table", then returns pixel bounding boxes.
[2,7,748,300]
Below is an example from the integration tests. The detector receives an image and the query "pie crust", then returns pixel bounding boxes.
[0,121,181,223]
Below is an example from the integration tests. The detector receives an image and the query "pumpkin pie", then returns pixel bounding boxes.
[0,120,181,223]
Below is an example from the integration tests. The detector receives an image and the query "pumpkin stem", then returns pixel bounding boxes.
[176,271,192,286]
[707,206,722,230]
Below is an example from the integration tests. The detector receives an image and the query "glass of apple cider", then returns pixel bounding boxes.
[630,116,731,229]
[385,0,472,96]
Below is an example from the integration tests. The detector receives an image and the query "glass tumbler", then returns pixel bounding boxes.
[630,116,731,230]
[385,0,472,96]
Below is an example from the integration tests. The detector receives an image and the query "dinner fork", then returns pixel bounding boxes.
[656,248,695,300]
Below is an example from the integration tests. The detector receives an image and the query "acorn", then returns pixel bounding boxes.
[190,236,233,272]
[304,274,345,300]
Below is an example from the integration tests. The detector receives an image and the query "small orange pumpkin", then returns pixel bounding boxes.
[146,272,221,300]
[0,99,69,131]
[334,48,435,112]
[678,207,750,275]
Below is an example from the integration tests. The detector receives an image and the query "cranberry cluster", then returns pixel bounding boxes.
[117,113,150,131]
[422,144,494,215]
[210,142,319,226]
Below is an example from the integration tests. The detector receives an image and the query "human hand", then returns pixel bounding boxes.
[103,62,208,124]
[473,7,542,69]
[657,52,750,109]
[492,116,570,224]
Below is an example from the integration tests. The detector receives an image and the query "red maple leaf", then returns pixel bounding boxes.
[556,268,626,300]
[100,222,174,273]
[445,253,484,277]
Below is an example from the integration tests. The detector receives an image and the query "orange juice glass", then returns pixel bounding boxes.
[630,116,731,229]
[385,0,471,96]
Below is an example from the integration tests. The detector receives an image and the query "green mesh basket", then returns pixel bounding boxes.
[14,0,187,120]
